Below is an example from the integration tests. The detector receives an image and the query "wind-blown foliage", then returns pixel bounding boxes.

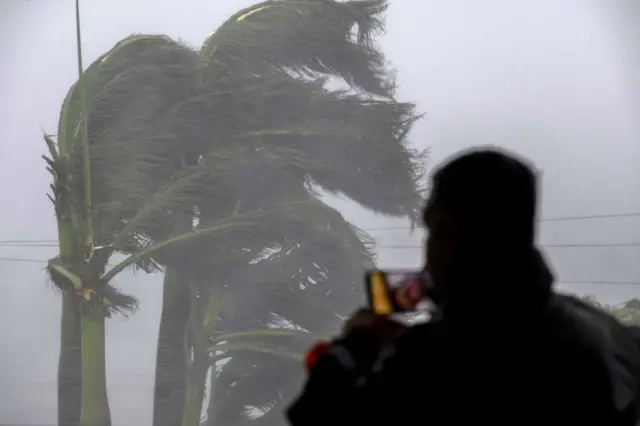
[50,1,424,426]
[170,1,423,424]
[47,30,202,426]
[580,295,640,325]
[138,1,423,425]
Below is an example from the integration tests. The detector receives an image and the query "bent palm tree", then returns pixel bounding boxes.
[51,28,370,426]
[50,1,424,425]
[146,1,425,425]
[48,23,202,425]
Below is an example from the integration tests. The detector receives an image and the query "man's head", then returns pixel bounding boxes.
[423,147,546,307]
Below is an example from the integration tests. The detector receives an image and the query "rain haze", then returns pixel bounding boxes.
[1,0,639,424]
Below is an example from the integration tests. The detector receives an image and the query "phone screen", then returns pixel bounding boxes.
[365,270,430,314]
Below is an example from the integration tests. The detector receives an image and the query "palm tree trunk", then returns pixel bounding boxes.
[58,289,82,426]
[181,353,208,426]
[153,267,191,426]
[55,182,82,426]
[79,304,111,426]
[205,365,216,426]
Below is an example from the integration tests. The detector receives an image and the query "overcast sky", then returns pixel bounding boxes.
[1,0,639,424]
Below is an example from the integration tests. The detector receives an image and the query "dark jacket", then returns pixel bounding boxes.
[628,325,640,345]
[287,292,640,426]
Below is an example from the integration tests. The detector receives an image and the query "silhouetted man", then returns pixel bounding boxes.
[287,147,640,426]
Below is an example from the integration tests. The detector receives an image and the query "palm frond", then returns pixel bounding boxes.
[113,185,372,329]
[199,0,393,96]
[223,229,373,331]
[46,256,138,317]
[108,146,310,254]
[46,256,82,292]
[246,406,288,426]
[168,73,424,219]
[57,34,198,244]
[119,72,425,235]
[197,192,380,425]
[105,192,373,281]
[225,81,427,221]
[101,284,139,317]
[199,188,373,334]
[207,353,301,426]
[209,329,318,358]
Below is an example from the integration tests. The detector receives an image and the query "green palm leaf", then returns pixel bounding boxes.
[145,73,425,223]
[104,196,369,280]
[174,189,374,331]
[46,255,138,317]
[207,329,316,426]
[56,35,198,247]
[200,0,392,96]
[225,83,426,219]
[209,358,300,426]
[210,329,320,358]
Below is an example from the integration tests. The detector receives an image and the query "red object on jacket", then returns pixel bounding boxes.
[304,341,331,372]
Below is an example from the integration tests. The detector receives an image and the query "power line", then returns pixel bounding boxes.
[2,242,639,250]
[1,242,639,264]
[0,243,58,247]
[560,280,640,286]
[1,212,638,243]
[0,239,57,244]
[377,242,640,249]
[0,258,637,287]
[0,370,154,378]
[364,212,640,232]
[540,212,640,222]
[543,243,640,248]
[0,257,48,264]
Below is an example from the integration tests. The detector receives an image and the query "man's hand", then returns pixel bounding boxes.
[338,309,407,361]
[343,308,380,333]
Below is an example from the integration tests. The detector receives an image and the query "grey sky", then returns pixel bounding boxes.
[1,0,639,424]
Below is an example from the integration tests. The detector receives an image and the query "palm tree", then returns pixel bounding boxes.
[45,28,197,426]
[49,1,423,425]
[49,20,372,426]
[49,29,372,421]
[145,1,425,425]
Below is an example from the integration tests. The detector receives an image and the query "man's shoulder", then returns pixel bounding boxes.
[553,293,618,321]
[558,294,640,414]
[551,293,637,346]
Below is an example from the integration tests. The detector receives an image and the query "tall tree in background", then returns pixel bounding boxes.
[143,1,425,425]
[580,296,640,325]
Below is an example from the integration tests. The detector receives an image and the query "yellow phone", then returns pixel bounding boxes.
[365,270,429,314]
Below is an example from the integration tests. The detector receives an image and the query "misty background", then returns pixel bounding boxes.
[1,0,639,424]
